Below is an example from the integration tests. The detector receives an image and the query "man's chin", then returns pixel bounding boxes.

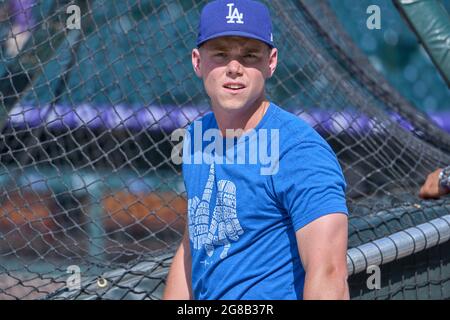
[214,99,249,112]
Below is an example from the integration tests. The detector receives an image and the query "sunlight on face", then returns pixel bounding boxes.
[192,36,277,113]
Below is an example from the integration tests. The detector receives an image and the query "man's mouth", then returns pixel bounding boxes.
[223,83,246,91]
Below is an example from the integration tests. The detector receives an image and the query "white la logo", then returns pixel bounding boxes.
[226,3,244,24]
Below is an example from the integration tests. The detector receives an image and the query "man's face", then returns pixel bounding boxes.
[192,36,278,113]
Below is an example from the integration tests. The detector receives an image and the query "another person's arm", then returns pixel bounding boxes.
[163,226,193,300]
[419,167,450,199]
[296,213,349,300]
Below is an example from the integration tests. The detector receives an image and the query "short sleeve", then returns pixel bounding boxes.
[272,140,348,232]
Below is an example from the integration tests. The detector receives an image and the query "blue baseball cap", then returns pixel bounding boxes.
[197,0,274,48]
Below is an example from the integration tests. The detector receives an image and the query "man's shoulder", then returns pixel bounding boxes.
[197,111,216,123]
[270,103,326,147]
[185,111,215,133]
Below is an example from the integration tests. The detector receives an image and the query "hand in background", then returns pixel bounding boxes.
[419,168,449,199]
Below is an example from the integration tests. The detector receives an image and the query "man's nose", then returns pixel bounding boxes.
[226,59,244,77]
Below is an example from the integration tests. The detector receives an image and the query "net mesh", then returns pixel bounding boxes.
[0,0,449,300]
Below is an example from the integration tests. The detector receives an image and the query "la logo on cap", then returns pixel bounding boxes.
[226,3,244,24]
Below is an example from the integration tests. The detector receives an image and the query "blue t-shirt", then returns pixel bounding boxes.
[182,102,348,300]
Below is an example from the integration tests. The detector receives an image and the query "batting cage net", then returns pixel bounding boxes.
[0,0,449,300]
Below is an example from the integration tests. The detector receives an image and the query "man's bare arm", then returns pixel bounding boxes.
[419,168,449,199]
[163,226,193,300]
[296,213,349,300]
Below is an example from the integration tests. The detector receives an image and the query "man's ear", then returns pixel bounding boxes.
[192,48,202,78]
[267,48,278,78]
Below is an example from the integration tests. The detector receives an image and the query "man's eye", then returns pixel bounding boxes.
[245,54,258,58]
[215,53,226,57]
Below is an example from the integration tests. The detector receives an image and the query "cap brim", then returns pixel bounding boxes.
[197,30,274,48]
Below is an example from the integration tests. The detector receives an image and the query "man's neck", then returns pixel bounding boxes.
[212,98,270,137]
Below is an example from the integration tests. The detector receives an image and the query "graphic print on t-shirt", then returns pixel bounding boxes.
[188,163,244,259]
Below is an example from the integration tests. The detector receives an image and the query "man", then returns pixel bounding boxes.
[419,167,450,199]
[164,0,349,300]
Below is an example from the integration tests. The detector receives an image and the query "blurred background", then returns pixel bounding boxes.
[1,0,449,126]
[329,0,450,131]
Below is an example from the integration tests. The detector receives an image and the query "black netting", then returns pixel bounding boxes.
[0,0,449,300]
